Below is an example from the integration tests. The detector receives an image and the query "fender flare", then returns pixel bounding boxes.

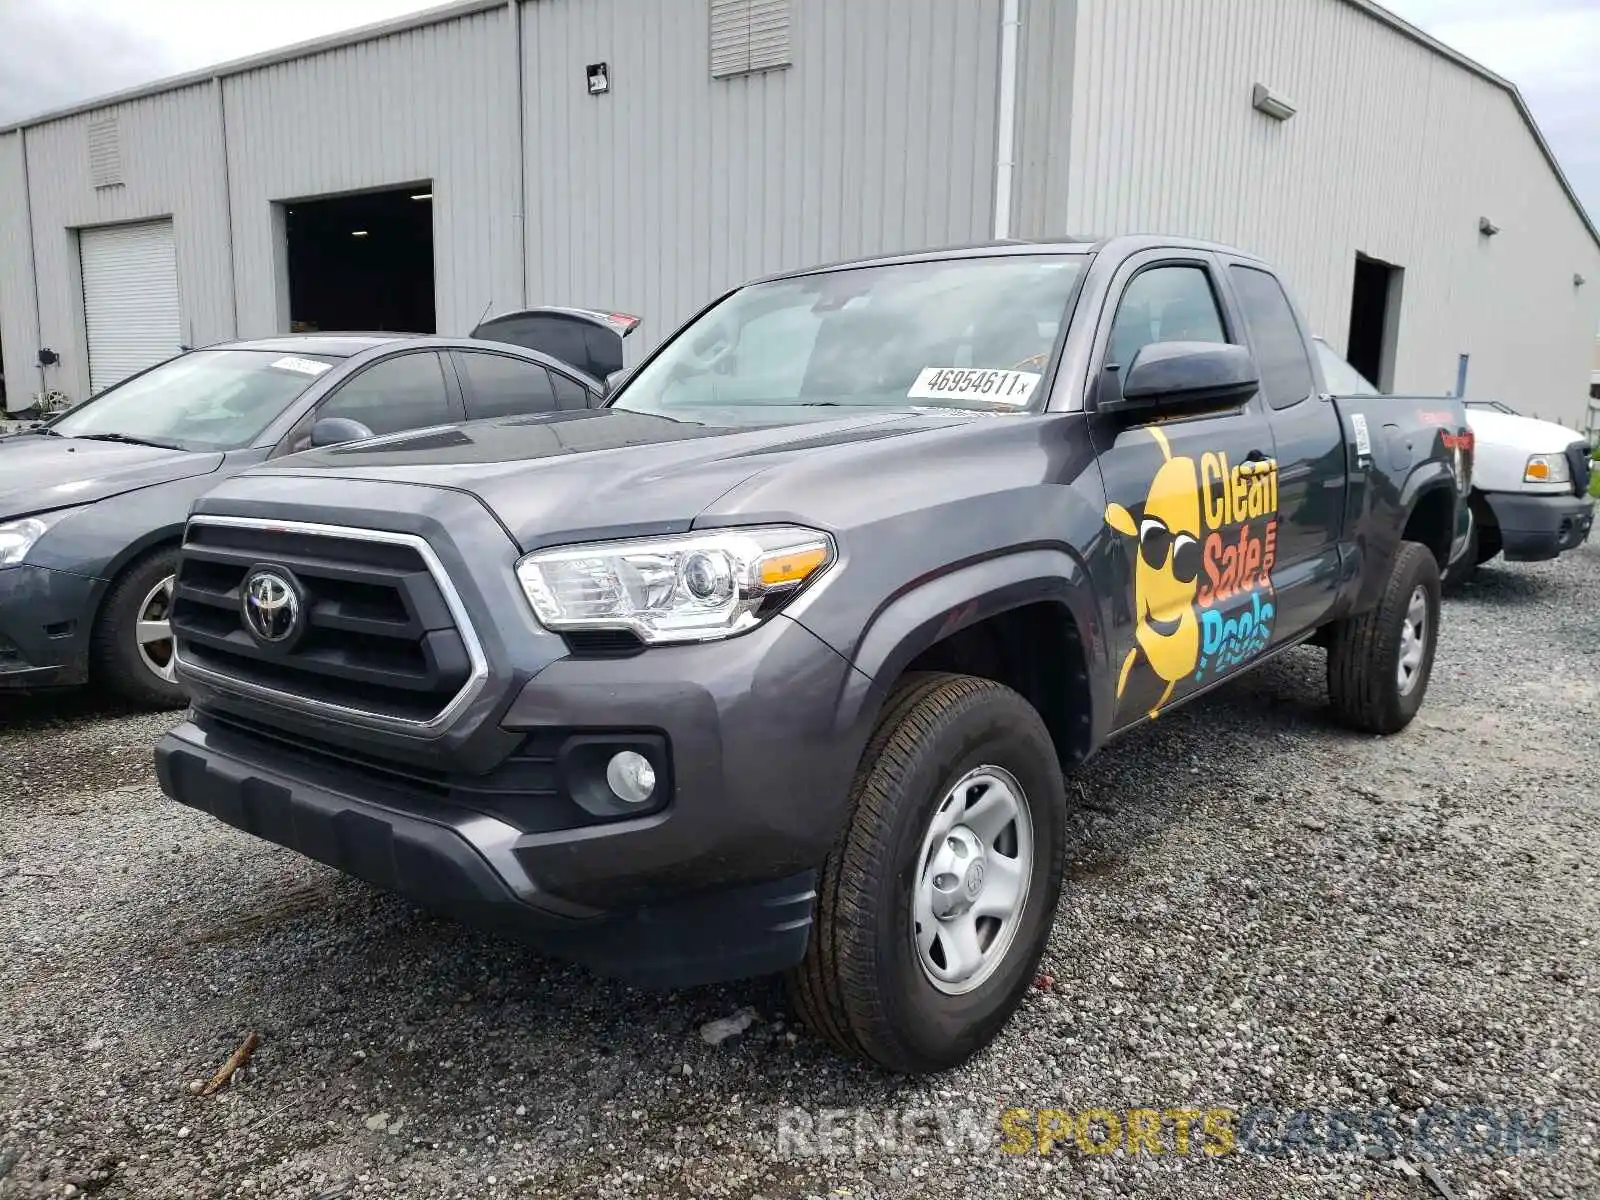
[1397,459,1457,520]
[825,546,1111,758]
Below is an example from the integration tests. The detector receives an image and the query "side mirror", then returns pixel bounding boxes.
[1103,341,1260,415]
[310,416,375,448]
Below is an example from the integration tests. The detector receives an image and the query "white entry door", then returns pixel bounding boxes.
[80,219,182,393]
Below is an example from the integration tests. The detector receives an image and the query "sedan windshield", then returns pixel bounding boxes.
[611,255,1086,422]
[49,349,340,451]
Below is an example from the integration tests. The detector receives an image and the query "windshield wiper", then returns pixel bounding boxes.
[73,432,185,450]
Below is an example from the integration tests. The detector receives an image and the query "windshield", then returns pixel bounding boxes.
[50,349,340,450]
[1312,339,1380,396]
[611,255,1086,422]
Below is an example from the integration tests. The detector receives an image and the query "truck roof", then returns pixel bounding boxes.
[752,234,1271,286]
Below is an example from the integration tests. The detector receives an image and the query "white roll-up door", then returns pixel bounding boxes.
[80,219,182,393]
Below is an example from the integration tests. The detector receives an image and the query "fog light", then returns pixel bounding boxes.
[605,750,657,804]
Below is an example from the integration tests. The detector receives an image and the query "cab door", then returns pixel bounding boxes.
[1085,252,1278,730]
[1217,259,1345,641]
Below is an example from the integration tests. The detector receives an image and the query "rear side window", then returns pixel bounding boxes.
[549,370,592,409]
[457,351,558,419]
[318,352,454,435]
[1230,266,1316,410]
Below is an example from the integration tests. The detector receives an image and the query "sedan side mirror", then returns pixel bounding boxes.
[310,416,375,447]
[1102,341,1260,415]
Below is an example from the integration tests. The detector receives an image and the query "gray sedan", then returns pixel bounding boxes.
[0,333,603,706]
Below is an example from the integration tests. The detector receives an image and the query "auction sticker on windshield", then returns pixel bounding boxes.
[269,356,333,377]
[908,367,1041,405]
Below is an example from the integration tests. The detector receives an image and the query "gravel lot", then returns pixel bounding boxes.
[3,544,1597,1200]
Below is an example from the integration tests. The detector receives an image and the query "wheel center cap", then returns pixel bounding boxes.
[926,825,990,921]
[964,859,986,899]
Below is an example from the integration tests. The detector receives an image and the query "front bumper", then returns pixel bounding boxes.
[1482,491,1594,561]
[159,612,872,987]
[0,564,103,688]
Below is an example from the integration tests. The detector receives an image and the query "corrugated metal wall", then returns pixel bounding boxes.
[520,0,1000,353]
[1012,0,1077,241]
[222,6,522,339]
[0,131,39,410]
[1018,0,1600,427]
[10,84,235,403]
[3,0,1596,424]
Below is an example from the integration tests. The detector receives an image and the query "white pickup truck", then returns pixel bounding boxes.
[1312,339,1594,584]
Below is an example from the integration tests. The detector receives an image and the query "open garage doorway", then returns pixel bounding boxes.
[284,185,435,334]
[1346,252,1403,391]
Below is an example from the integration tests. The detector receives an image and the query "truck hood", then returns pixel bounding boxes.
[0,434,224,518]
[1465,408,1586,452]
[251,407,969,549]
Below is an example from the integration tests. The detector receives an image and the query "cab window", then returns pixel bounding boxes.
[1107,265,1228,371]
[1230,266,1316,409]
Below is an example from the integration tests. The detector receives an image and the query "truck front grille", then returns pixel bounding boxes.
[1564,441,1591,498]
[171,518,486,731]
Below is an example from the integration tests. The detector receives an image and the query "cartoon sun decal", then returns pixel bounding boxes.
[1104,427,1203,718]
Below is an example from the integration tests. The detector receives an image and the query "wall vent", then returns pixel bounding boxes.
[87,116,123,188]
[711,0,792,78]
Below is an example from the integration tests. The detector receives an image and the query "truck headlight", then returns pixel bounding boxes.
[1524,454,1570,484]
[515,525,835,644]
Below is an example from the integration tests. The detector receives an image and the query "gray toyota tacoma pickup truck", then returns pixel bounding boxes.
[157,236,1472,1073]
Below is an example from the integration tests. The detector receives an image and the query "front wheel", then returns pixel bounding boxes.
[92,548,187,709]
[787,673,1067,1073]
[1326,541,1441,734]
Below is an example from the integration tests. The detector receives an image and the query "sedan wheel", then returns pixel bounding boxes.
[135,575,178,684]
[92,547,187,709]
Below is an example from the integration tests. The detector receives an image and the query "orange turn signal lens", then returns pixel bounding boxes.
[1525,460,1550,480]
[757,545,829,589]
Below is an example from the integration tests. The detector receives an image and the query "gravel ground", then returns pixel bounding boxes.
[2,544,1597,1200]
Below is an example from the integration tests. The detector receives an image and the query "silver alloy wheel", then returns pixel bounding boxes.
[912,765,1034,996]
[135,574,178,684]
[1396,584,1428,695]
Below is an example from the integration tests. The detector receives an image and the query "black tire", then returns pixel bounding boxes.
[786,672,1066,1074]
[1326,541,1440,735]
[91,547,186,710]
[1441,518,1478,590]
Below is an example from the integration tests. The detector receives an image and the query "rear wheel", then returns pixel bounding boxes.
[92,548,186,709]
[1326,541,1440,734]
[787,673,1066,1073]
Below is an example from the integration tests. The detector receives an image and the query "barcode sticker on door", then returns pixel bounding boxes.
[907,367,1040,406]
[1350,412,1372,456]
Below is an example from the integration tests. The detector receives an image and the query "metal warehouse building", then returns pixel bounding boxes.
[2,0,1598,426]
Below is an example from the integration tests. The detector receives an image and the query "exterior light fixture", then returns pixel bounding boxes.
[410,192,432,201]
[351,230,369,237]
[1478,217,1500,236]
[586,62,610,95]
[1252,83,1296,121]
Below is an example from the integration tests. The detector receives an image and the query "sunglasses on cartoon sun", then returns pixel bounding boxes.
[1138,516,1201,583]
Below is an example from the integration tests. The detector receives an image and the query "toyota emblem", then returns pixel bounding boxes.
[242,568,302,645]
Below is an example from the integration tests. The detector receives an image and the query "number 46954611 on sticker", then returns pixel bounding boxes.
[907,367,1041,405]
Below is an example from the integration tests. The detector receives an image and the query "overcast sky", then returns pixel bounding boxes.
[0,0,1595,223]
